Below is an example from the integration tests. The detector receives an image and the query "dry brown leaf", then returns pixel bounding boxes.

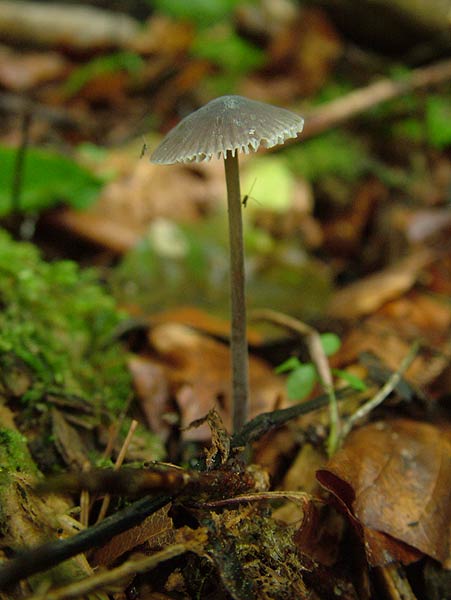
[92,504,175,567]
[271,8,342,95]
[131,15,194,56]
[244,8,342,102]
[317,419,451,567]
[151,306,262,345]
[51,160,223,252]
[51,408,90,470]
[280,443,326,496]
[149,323,286,439]
[332,289,451,388]
[293,501,345,568]
[321,179,385,257]
[128,354,172,441]
[0,46,67,91]
[327,249,434,319]
[252,427,298,481]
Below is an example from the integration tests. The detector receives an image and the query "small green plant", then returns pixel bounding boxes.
[152,0,251,28]
[275,333,367,402]
[0,146,101,216]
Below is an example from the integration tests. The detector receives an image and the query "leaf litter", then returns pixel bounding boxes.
[1,1,451,599]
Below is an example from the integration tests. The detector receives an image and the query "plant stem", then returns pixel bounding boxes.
[11,109,32,216]
[224,152,249,432]
[249,308,341,455]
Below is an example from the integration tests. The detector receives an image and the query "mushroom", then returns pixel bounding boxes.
[151,95,304,432]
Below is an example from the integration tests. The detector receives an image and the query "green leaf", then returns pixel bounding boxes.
[64,51,144,97]
[153,0,251,27]
[191,25,264,74]
[275,356,302,374]
[426,95,451,149]
[242,157,296,212]
[320,332,341,357]
[391,118,425,144]
[332,368,367,391]
[0,146,101,216]
[286,364,317,401]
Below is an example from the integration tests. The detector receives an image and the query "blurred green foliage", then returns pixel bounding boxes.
[0,230,130,417]
[284,131,369,183]
[191,25,265,74]
[152,0,251,28]
[426,94,451,149]
[111,215,331,320]
[242,157,295,212]
[391,117,425,143]
[64,51,145,97]
[153,0,263,93]
[0,146,101,216]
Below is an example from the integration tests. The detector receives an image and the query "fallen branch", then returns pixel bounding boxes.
[298,58,451,140]
[0,1,139,51]
[231,386,356,449]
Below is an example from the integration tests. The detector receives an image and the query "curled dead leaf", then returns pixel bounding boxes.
[317,419,451,567]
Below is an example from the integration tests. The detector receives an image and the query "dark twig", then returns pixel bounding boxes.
[231,386,357,449]
[0,493,172,590]
[0,92,94,131]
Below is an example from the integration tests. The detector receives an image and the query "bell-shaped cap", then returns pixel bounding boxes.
[151,95,304,164]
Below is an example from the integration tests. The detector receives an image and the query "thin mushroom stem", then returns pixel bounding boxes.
[224,151,249,432]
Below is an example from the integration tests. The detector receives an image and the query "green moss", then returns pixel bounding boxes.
[0,428,38,528]
[0,229,131,420]
[0,428,38,476]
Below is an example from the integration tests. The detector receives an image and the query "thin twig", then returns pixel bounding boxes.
[231,385,357,449]
[25,543,193,600]
[197,490,314,510]
[295,58,451,141]
[96,419,138,523]
[341,341,420,439]
[10,109,32,215]
[79,461,91,528]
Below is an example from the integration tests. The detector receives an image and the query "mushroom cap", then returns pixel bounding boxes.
[151,95,304,164]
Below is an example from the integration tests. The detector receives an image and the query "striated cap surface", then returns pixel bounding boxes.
[151,95,304,164]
